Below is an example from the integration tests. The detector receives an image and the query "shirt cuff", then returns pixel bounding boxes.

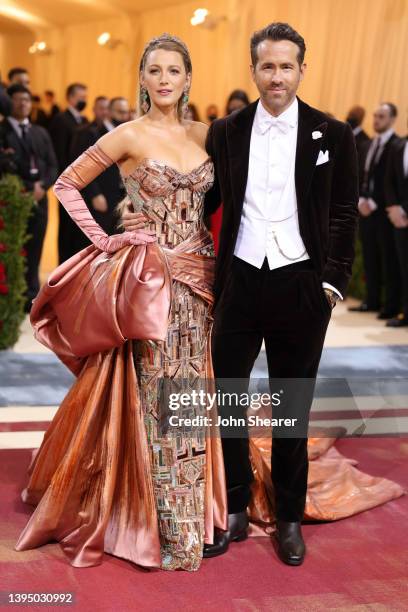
[322,282,343,300]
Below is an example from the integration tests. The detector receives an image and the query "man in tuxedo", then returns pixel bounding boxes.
[354,104,401,317]
[0,84,57,309]
[385,134,408,326]
[69,96,129,240]
[120,22,358,566]
[201,22,358,565]
[49,82,89,262]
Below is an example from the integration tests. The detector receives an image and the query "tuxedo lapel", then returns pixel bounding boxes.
[4,121,24,155]
[295,98,328,209]
[226,100,258,217]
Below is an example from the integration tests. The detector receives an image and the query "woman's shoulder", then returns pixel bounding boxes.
[185,120,209,146]
[95,119,147,160]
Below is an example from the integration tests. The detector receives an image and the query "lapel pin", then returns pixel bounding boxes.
[312,130,323,140]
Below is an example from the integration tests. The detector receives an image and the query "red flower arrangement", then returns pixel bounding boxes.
[0,243,7,253]
[0,262,6,283]
[0,217,4,230]
[0,284,9,295]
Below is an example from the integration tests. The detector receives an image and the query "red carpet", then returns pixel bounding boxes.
[1,438,407,611]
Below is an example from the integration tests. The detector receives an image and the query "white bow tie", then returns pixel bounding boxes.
[259,116,290,135]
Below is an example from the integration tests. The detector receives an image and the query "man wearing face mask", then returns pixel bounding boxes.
[69,96,130,237]
[49,83,89,262]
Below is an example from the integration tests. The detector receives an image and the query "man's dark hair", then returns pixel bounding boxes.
[94,95,108,104]
[382,102,398,118]
[45,89,55,97]
[250,22,306,67]
[8,67,28,82]
[109,96,127,109]
[7,84,31,98]
[66,83,87,99]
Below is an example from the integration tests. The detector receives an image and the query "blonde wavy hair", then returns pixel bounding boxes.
[138,33,192,119]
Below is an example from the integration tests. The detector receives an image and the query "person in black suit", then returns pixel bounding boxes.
[49,82,89,262]
[0,73,11,118]
[356,103,401,318]
[202,23,359,565]
[54,95,112,254]
[0,84,58,309]
[346,105,371,191]
[385,135,408,326]
[8,67,30,89]
[69,96,129,240]
[41,90,61,130]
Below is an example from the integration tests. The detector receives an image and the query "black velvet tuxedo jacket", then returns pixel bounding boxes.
[385,137,408,213]
[204,97,359,307]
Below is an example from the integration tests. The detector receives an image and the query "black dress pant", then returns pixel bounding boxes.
[212,256,332,521]
[359,209,401,312]
[395,227,408,318]
[25,196,48,303]
[359,214,381,309]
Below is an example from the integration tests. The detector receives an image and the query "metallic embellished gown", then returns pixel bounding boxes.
[124,158,216,570]
[15,156,227,572]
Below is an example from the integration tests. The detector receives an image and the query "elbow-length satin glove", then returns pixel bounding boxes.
[53,144,155,253]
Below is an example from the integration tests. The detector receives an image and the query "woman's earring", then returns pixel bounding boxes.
[141,87,149,113]
[181,89,190,116]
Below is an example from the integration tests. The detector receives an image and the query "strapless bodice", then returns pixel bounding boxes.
[121,158,214,251]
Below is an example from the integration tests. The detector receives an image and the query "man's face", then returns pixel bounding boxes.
[93,99,109,123]
[373,105,395,134]
[251,39,305,116]
[11,92,32,120]
[11,72,30,88]
[110,99,130,124]
[68,87,88,110]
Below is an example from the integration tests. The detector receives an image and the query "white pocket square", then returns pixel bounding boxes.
[312,130,323,140]
[316,149,329,166]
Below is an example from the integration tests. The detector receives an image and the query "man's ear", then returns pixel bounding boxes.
[299,63,307,82]
[250,64,256,83]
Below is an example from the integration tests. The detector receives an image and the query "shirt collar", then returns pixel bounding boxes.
[7,116,30,133]
[352,126,362,136]
[103,119,115,132]
[68,105,82,122]
[377,128,394,146]
[255,97,298,135]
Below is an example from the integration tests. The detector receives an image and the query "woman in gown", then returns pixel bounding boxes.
[15,33,404,572]
[15,34,228,572]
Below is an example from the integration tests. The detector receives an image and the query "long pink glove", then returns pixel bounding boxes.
[53,144,155,253]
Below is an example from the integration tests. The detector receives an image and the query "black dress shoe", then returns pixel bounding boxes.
[203,511,249,558]
[386,316,408,327]
[348,303,379,313]
[377,310,400,320]
[275,520,305,566]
